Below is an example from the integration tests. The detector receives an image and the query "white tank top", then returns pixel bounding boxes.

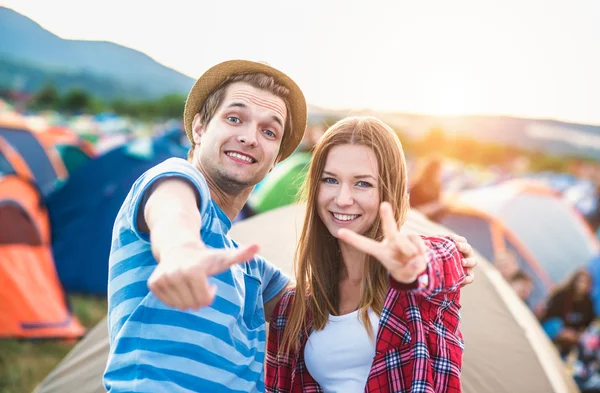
[304,308,380,393]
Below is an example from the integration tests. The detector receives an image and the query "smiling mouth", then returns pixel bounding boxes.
[225,151,256,164]
[331,212,361,222]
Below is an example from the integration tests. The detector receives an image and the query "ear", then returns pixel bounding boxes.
[191,114,205,144]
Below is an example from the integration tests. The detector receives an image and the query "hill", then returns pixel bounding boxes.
[0,6,194,99]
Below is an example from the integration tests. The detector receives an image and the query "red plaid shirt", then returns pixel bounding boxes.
[265,236,466,393]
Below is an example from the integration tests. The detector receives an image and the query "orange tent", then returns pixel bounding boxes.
[0,117,66,195]
[0,135,84,339]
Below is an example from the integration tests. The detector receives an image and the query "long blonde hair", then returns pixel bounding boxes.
[281,116,410,354]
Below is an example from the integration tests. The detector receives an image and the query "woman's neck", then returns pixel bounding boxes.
[338,240,367,283]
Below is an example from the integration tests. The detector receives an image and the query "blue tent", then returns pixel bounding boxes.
[587,253,600,316]
[46,131,188,295]
[0,125,59,195]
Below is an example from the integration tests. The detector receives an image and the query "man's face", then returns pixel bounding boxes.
[511,279,533,302]
[192,82,287,193]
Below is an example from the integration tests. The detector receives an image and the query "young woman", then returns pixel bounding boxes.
[265,116,467,393]
[541,268,595,357]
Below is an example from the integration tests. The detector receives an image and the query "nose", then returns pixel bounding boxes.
[237,125,258,147]
[335,184,354,207]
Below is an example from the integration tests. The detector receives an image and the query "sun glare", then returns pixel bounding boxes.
[422,76,476,117]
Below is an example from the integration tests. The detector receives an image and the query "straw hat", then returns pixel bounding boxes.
[183,60,307,161]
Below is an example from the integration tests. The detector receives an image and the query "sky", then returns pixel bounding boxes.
[2,0,600,125]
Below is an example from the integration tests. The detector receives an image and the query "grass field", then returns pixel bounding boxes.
[0,295,107,393]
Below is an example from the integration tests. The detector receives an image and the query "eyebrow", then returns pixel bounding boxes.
[271,115,283,128]
[322,171,377,180]
[227,102,248,110]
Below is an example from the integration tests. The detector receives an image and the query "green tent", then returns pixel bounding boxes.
[249,151,311,214]
[55,144,92,175]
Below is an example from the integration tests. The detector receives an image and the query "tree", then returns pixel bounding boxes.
[30,83,59,110]
[157,94,186,119]
[110,98,131,115]
[61,88,92,113]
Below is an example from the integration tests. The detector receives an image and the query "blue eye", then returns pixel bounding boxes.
[264,129,276,138]
[227,116,241,124]
[356,181,373,188]
[321,177,338,184]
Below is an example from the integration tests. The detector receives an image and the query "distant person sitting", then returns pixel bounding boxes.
[509,270,534,303]
[541,269,596,358]
[408,155,446,221]
[494,249,520,282]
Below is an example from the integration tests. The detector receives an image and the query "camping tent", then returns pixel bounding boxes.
[248,151,311,214]
[525,172,599,222]
[47,133,188,295]
[0,117,66,196]
[0,137,84,339]
[38,125,96,178]
[439,180,599,308]
[35,204,578,393]
[0,135,34,179]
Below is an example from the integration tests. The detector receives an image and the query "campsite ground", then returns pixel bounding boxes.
[0,295,107,393]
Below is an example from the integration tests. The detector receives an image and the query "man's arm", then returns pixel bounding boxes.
[142,178,202,261]
[141,178,259,310]
[264,281,295,322]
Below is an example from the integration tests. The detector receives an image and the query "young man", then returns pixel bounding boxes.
[103,60,478,393]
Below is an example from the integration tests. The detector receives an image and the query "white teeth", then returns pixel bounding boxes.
[333,213,358,221]
[226,152,253,163]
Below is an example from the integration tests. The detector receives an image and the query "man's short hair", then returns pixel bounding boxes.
[510,270,532,283]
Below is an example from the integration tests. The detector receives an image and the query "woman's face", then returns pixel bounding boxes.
[317,144,380,238]
[575,273,591,295]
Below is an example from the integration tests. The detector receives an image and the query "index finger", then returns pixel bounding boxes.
[205,244,260,276]
[380,202,399,240]
[338,228,385,260]
[445,233,467,244]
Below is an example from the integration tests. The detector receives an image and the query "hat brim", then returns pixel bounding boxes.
[183,60,307,162]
